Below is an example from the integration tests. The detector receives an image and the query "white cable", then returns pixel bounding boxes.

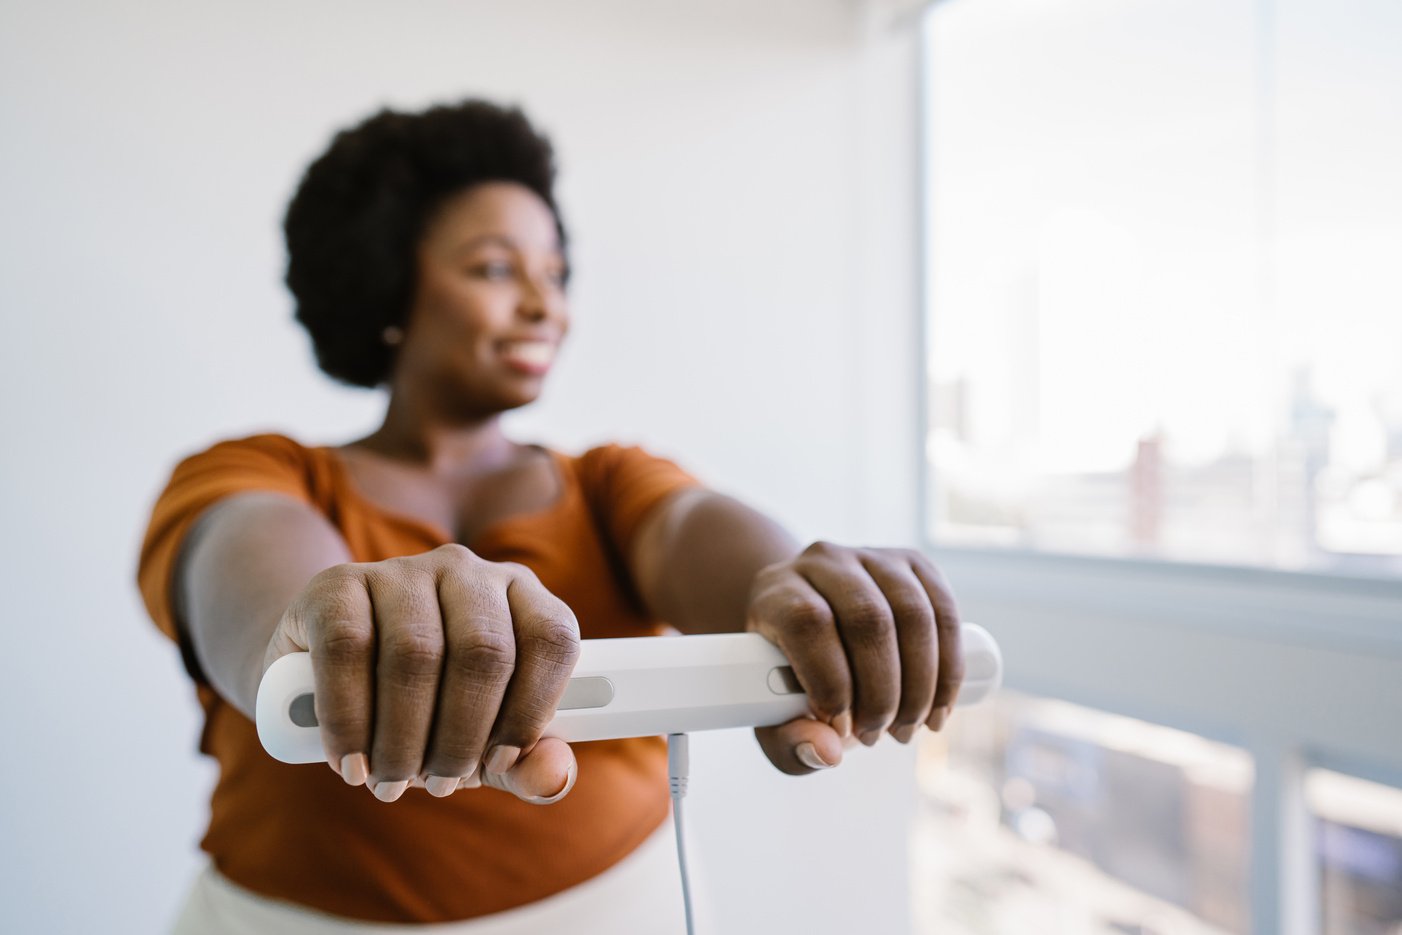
[667,733,695,935]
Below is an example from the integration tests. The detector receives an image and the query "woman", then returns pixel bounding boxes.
[137,99,965,932]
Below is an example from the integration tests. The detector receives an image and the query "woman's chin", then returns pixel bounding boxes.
[488,383,546,413]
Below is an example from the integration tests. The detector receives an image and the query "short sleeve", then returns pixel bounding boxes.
[136,434,315,648]
[577,443,707,569]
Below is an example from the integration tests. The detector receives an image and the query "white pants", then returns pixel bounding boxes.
[169,815,712,935]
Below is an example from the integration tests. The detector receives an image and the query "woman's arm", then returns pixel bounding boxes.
[175,491,582,802]
[630,488,964,776]
[175,491,353,720]
[629,488,802,635]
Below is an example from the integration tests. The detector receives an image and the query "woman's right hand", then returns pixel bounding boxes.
[261,543,582,805]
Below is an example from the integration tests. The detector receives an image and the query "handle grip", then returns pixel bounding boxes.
[256,623,1002,764]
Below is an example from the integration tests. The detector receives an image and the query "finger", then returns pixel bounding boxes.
[294,567,375,786]
[800,547,900,746]
[747,569,853,737]
[755,718,845,775]
[481,566,580,778]
[420,562,516,795]
[910,556,964,719]
[367,562,445,801]
[476,736,578,804]
[858,552,938,745]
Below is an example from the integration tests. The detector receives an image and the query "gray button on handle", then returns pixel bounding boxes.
[286,676,616,729]
[766,666,803,695]
[290,692,318,728]
[557,676,616,710]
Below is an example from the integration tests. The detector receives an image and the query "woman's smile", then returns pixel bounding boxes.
[498,339,556,375]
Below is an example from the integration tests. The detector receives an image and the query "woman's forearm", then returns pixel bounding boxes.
[176,492,352,719]
[650,493,803,635]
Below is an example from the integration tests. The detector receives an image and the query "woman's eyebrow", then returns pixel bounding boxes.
[454,234,518,255]
[454,234,563,257]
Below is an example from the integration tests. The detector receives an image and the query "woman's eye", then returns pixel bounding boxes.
[471,261,514,279]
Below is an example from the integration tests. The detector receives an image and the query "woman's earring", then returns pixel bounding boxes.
[382,325,404,347]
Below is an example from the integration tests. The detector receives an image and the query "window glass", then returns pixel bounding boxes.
[1306,769,1402,934]
[922,0,1402,575]
[915,693,1253,934]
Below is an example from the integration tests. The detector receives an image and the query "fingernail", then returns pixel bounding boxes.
[425,776,458,798]
[859,729,882,747]
[340,753,369,787]
[372,779,409,802]
[891,723,917,744]
[930,707,949,732]
[523,758,577,805]
[832,711,853,740]
[485,745,521,776]
[795,741,834,770]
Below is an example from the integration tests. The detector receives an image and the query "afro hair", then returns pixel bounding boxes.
[283,99,567,388]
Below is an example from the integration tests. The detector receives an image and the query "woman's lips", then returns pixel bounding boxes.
[499,340,555,375]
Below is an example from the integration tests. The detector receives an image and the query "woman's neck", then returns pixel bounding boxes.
[348,392,518,478]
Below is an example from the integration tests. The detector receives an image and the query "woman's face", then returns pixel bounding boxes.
[394,181,569,417]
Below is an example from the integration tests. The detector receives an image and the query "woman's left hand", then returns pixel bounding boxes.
[745,541,964,774]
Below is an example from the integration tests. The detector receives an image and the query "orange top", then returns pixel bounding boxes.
[136,433,706,923]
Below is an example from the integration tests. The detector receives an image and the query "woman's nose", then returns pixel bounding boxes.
[518,277,562,323]
[519,289,548,321]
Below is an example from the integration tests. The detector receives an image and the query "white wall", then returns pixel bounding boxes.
[0,1,926,932]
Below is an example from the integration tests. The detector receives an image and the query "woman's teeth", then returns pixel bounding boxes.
[502,341,555,366]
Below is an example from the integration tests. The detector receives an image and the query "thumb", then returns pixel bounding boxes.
[755,717,846,775]
[471,736,579,805]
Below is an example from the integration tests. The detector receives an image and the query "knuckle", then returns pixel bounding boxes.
[920,555,953,589]
[497,560,536,580]
[905,548,939,575]
[839,595,893,635]
[435,542,473,560]
[383,628,445,676]
[801,542,857,571]
[774,595,832,631]
[433,542,479,568]
[318,622,373,664]
[888,592,935,622]
[308,582,362,616]
[307,563,353,590]
[450,630,517,681]
[518,621,581,669]
[303,572,364,613]
[380,554,416,574]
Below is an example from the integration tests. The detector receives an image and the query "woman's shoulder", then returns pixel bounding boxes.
[564,439,704,495]
[566,439,689,466]
[169,430,322,478]
[180,431,312,459]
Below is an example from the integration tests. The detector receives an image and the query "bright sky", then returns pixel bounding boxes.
[923,0,1402,477]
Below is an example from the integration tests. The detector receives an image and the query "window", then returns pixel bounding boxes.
[922,0,1402,576]
[915,3,1402,934]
